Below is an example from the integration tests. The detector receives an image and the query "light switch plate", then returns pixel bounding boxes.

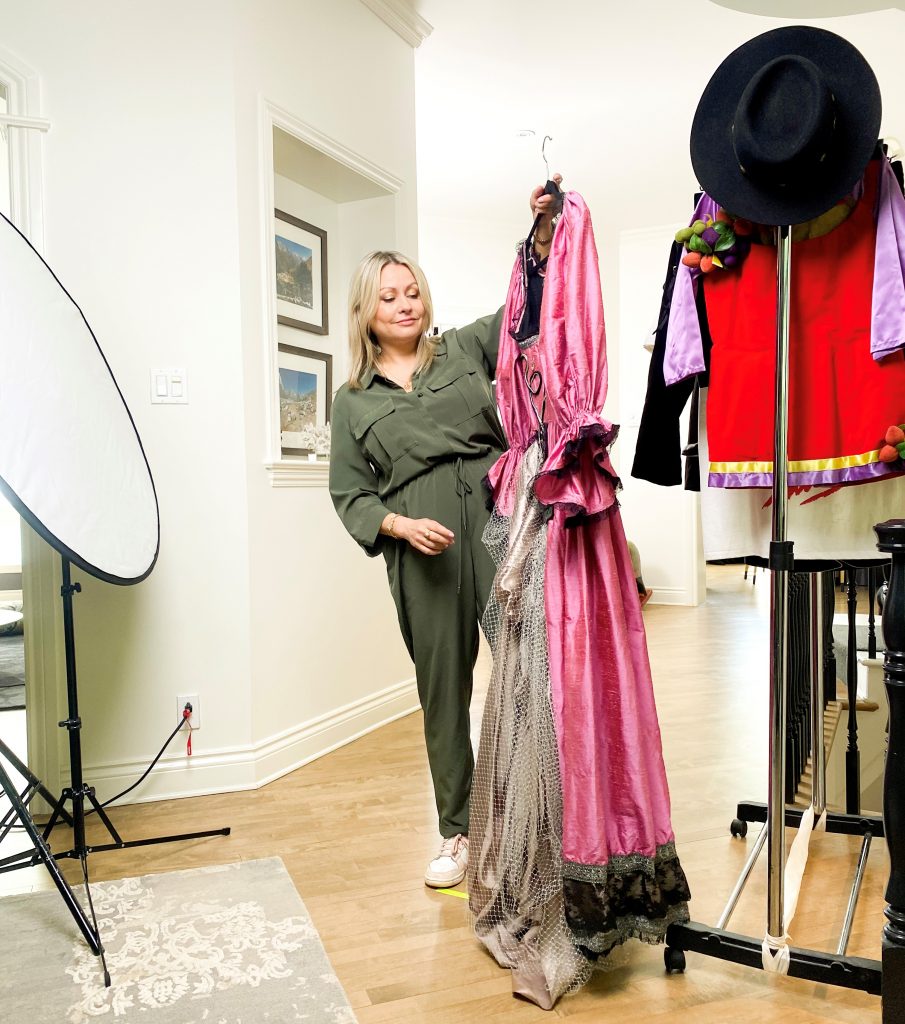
[150,368,188,404]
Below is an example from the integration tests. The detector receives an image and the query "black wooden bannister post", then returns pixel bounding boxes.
[869,566,880,659]
[874,519,905,1024]
[845,565,861,814]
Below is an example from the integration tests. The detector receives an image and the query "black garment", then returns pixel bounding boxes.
[683,382,702,492]
[513,249,547,342]
[631,241,712,488]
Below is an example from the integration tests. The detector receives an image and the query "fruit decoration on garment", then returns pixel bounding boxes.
[675,210,752,273]
[879,424,905,464]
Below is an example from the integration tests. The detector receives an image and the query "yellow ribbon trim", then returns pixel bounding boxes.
[434,887,470,900]
[710,449,882,474]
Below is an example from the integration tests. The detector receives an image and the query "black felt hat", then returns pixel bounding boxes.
[690,26,881,225]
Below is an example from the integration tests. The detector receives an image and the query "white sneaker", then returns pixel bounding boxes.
[424,833,468,888]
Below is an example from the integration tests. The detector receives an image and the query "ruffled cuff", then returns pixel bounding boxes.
[533,414,621,523]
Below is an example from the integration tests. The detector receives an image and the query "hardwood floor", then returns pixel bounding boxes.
[0,565,886,1021]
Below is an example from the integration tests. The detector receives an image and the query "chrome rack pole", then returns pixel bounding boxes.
[767,223,794,944]
[718,825,768,930]
[838,833,873,955]
[810,572,827,819]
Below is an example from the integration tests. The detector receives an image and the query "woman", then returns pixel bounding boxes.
[329,182,558,887]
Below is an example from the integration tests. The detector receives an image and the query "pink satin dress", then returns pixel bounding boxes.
[470,191,690,1008]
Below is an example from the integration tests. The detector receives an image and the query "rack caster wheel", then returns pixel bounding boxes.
[664,946,686,974]
[730,818,748,838]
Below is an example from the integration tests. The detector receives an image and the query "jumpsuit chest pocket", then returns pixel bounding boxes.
[426,363,487,425]
[352,398,415,465]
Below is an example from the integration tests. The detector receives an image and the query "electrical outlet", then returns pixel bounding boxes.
[177,694,201,729]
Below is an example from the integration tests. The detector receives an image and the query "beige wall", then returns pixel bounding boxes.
[0,0,421,800]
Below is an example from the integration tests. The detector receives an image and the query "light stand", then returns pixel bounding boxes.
[0,755,100,957]
[0,206,235,984]
[40,558,230,856]
[0,556,231,986]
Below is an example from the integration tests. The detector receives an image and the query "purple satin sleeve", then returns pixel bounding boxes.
[663,193,720,386]
[872,158,905,360]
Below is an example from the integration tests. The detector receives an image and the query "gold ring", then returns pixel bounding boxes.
[426,530,432,541]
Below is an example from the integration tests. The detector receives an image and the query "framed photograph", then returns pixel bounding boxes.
[274,209,328,335]
[278,344,333,456]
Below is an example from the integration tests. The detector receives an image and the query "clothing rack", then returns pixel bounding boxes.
[663,225,905,1020]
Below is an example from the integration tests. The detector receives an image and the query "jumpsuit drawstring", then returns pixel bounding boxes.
[454,456,471,594]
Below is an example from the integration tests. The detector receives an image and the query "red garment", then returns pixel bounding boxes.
[704,161,905,487]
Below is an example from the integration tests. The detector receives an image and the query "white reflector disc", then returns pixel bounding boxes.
[0,214,159,584]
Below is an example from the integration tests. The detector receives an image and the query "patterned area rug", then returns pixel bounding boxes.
[0,857,357,1023]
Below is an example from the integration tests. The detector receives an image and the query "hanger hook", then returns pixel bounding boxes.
[542,135,553,180]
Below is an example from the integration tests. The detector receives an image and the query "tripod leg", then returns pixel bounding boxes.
[85,789,124,846]
[41,789,69,841]
[0,759,100,955]
[77,852,111,987]
[0,782,37,843]
[81,788,230,853]
[0,736,73,827]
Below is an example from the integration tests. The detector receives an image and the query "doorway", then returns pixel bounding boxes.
[0,81,29,798]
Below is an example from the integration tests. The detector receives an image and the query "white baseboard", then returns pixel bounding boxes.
[63,678,420,806]
[647,585,695,607]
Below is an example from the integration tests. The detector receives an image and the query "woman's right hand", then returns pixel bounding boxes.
[530,172,563,219]
[395,516,455,555]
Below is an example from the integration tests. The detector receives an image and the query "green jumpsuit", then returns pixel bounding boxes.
[329,310,504,838]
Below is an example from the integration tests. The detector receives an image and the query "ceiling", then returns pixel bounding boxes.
[412,0,905,234]
[708,1,903,13]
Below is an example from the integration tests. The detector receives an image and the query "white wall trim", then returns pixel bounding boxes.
[267,101,404,196]
[0,113,50,132]
[258,102,281,467]
[64,677,420,804]
[265,460,329,487]
[358,0,433,48]
[259,97,403,466]
[647,586,695,607]
[0,43,46,247]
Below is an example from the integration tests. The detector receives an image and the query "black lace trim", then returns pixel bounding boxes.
[563,848,692,955]
[533,421,623,526]
[483,422,625,526]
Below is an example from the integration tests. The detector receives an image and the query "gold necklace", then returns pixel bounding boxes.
[379,362,414,392]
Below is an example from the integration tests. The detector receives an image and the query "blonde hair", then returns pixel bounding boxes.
[347,250,436,389]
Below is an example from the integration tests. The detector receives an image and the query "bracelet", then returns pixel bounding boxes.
[387,513,398,538]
